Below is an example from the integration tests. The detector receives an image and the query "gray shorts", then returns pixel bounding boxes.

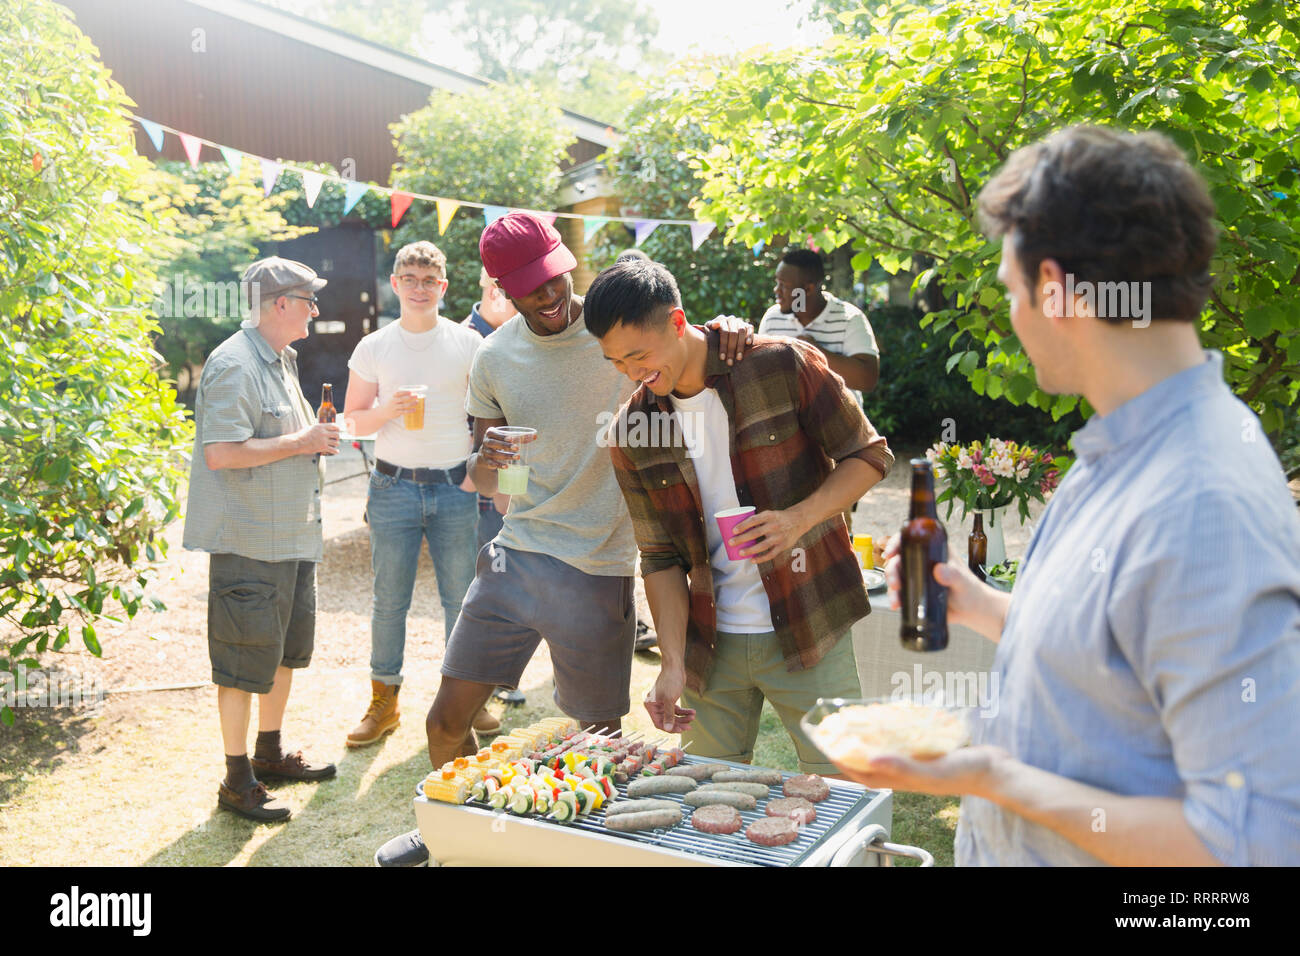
[208,553,316,694]
[441,545,635,724]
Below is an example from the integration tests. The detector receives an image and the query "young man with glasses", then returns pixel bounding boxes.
[342,241,499,750]
[183,256,341,821]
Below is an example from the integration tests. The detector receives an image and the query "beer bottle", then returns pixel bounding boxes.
[318,383,336,423]
[900,459,949,651]
[968,513,987,582]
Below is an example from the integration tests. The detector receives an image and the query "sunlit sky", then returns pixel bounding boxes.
[402,0,831,73]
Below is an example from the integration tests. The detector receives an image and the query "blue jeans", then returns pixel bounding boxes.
[366,470,478,685]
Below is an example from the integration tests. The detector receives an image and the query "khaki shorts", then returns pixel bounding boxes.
[682,630,859,775]
[208,553,316,694]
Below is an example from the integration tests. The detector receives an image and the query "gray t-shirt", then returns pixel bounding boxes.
[465,310,636,576]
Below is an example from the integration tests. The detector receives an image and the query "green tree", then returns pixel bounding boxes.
[668,0,1300,437]
[269,0,658,121]
[144,160,315,391]
[589,81,783,322]
[0,0,193,723]
[388,84,576,319]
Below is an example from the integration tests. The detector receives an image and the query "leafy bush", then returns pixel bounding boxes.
[0,0,192,723]
[389,84,576,319]
[587,85,783,320]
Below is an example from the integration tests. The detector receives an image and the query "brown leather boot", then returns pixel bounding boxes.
[347,680,400,748]
[471,706,501,736]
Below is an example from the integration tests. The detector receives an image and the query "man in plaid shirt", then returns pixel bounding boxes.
[584,259,893,773]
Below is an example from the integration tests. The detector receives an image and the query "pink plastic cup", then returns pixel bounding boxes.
[715,506,757,561]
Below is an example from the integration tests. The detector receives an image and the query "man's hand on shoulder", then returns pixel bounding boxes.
[704,315,755,365]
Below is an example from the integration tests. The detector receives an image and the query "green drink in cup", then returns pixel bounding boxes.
[495,426,536,495]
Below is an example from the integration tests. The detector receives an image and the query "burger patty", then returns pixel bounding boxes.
[782,773,830,803]
[690,804,743,835]
[766,796,816,825]
[746,816,800,847]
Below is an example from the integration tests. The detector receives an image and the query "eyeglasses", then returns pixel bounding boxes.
[284,294,319,308]
[396,275,444,291]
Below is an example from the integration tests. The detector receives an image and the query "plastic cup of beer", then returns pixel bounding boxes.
[401,385,428,430]
[495,426,537,496]
[716,507,757,561]
[852,534,874,569]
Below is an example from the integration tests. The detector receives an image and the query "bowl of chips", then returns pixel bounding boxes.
[801,696,973,770]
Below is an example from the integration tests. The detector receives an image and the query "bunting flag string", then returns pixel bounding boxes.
[130,114,753,251]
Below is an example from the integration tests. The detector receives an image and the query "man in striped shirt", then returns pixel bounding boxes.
[759,249,880,403]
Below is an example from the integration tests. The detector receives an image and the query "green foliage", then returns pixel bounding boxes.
[144,160,315,382]
[589,85,783,321]
[389,84,576,319]
[667,0,1300,437]
[866,306,1080,450]
[0,0,193,721]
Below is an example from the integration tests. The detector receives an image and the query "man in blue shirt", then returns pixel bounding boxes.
[863,125,1300,865]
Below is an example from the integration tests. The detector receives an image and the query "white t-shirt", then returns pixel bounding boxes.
[670,387,773,634]
[347,317,481,469]
[758,293,878,404]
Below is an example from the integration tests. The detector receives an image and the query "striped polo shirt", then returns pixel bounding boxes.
[758,293,879,403]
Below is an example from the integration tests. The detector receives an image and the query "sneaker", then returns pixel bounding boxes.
[493,686,526,705]
[374,829,429,867]
[634,620,658,652]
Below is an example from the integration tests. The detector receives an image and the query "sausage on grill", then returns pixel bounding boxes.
[782,774,830,803]
[627,775,697,797]
[710,769,783,786]
[691,805,743,834]
[604,798,678,817]
[665,763,730,781]
[701,781,770,799]
[682,789,757,811]
[604,808,682,832]
[746,816,800,847]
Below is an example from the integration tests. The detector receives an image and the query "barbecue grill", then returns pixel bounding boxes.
[413,754,933,867]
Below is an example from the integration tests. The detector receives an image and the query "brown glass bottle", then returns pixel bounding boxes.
[968,512,987,581]
[318,383,336,423]
[900,459,949,651]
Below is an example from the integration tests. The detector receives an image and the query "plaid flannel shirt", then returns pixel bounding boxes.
[608,330,893,692]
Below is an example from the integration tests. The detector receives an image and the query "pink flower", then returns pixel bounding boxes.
[972,448,983,464]
[973,464,996,486]
[1041,452,1054,465]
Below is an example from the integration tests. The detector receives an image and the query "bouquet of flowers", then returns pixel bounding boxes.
[925,438,1063,523]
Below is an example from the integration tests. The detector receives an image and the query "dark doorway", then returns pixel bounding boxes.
[270,223,377,411]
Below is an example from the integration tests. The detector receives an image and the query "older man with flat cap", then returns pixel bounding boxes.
[183,256,340,822]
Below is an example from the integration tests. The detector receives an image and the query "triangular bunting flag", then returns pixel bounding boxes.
[583,216,611,242]
[178,132,203,168]
[483,205,509,226]
[261,158,281,197]
[301,170,324,208]
[689,222,714,250]
[342,180,369,216]
[535,212,558,227]
[138,118,164,152]
[633,221,659,246]
[436,199,460,235]
[219,146,242,177]
[806,236,821,252]
[752,239,766,257]
[391,191,414,228]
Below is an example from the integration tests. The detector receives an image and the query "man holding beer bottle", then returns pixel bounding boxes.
[583,257,893,773]
[183,256,340,822]
[342,241,499,748]
[862,126,1300,865]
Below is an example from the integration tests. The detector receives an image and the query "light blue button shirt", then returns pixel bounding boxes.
[956,351,1300,866]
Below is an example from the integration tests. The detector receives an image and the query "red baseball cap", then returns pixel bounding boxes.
[479,212,578,299]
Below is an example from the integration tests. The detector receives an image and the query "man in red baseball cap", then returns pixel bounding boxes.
[374,213,753,865]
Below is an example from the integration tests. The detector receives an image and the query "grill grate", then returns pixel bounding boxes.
[440,756,880,867]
